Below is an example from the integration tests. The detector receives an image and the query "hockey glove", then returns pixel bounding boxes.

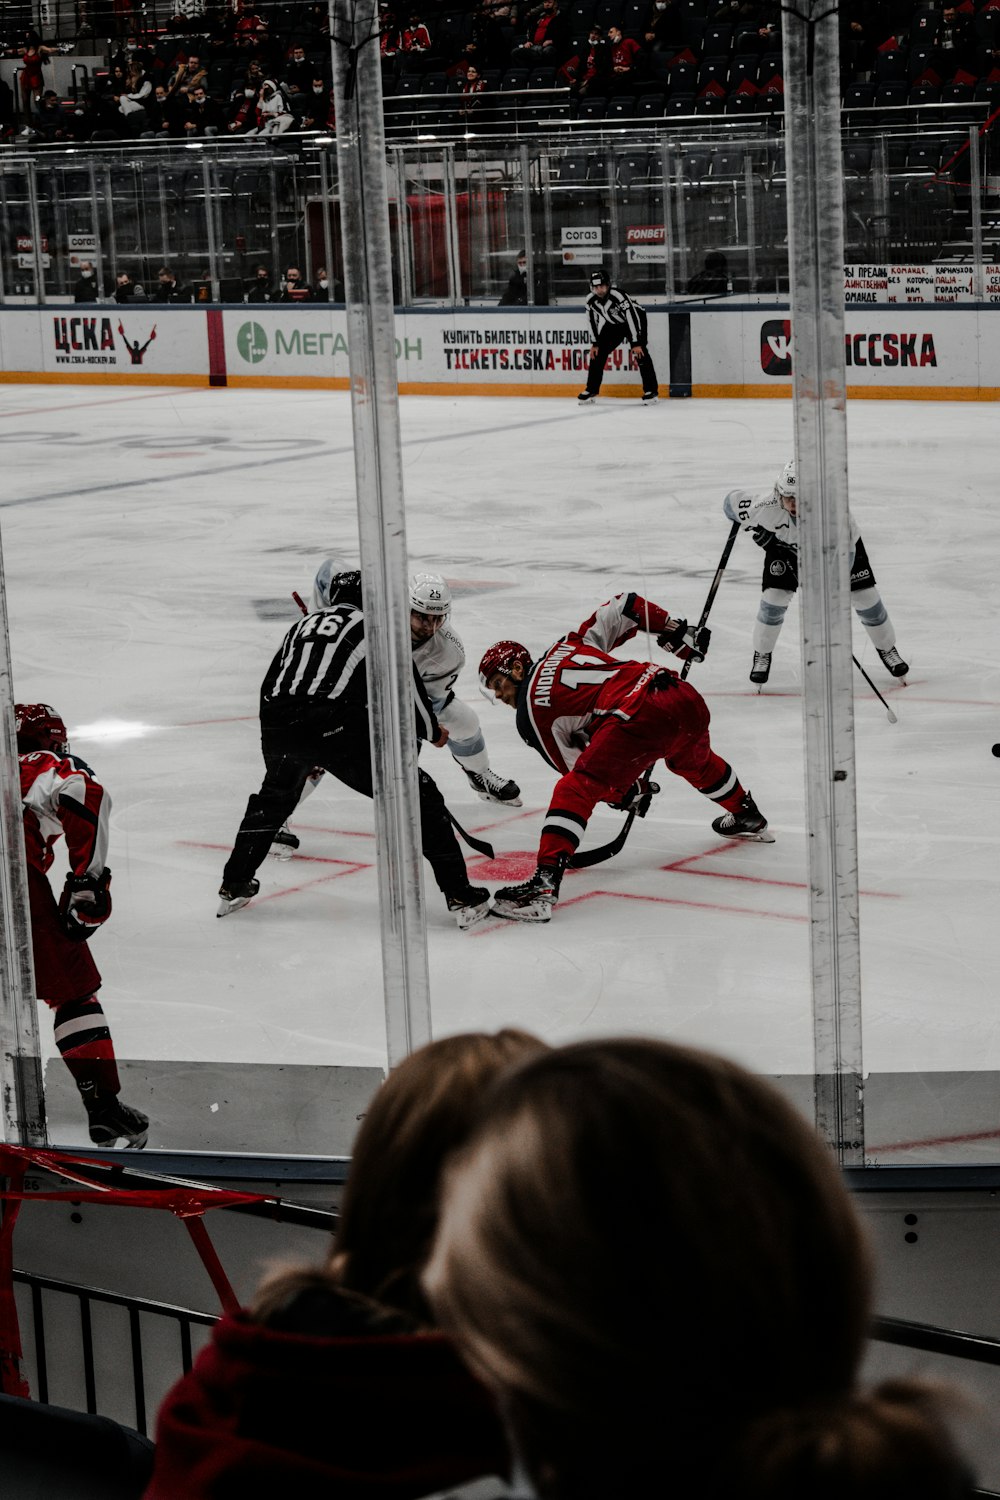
[657,618,711,663]
[608,776,661,818]
[59,868,112,942]
[751,524,775,550]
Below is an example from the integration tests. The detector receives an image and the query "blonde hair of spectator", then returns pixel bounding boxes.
[424,1037,972,1499]
[253,1028,545,1327]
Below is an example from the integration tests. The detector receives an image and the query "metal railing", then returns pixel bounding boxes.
[13,1268,217,1436]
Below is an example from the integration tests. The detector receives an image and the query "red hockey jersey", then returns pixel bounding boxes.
[515,593,676,773]
[20,750,110,879]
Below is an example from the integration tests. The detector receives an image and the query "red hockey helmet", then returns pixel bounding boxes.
[479,640,532,701]
[15,703,69,756]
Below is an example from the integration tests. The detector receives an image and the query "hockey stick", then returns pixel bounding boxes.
[568,808,639,869]
[568,776,659,869]
[680,520,741,680]
[444,807,495,859]
[853,655,898,725]
[292,590,308,615]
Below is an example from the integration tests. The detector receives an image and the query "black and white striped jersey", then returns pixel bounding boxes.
[586,286,645,344]
[260,603,439,741]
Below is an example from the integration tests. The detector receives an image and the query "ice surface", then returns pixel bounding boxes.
[3,385,997,1159]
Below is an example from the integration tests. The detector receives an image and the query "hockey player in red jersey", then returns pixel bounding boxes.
[16,704,148,1147]
[479,594,773,922]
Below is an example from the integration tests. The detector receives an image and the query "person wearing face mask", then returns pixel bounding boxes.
[73,260,100,303]
[227,80,259,133]
[299,75,335,130]
[245,265,273,302]
[278,267,313,302]
[644,0,683,52]
[312,267,344,301]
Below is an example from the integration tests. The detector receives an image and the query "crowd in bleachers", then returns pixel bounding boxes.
[4,0,1000,143]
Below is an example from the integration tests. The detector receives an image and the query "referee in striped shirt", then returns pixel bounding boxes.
[578,268,659,404]
[217,569,491,928]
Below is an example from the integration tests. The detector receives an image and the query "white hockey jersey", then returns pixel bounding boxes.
[724,486,859,549]
[309,559,466,710]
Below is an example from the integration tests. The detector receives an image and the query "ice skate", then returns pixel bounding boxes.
[577,391,597,403]
[712,792,775,843]
[446,885,493,930]
[877,646,909,679]
[270,824,299,860]
[750,651,771,686]
[217,878,260,917]
[83,1091,149,1150]
[641,389,659,403]
[493,864,563,923]
[462,766,523,806]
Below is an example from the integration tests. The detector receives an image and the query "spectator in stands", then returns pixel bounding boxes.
[154,266,191,303]
[245,265,273,302]
[183,83,225,133]
[278,266,313,301]
[113,271,136,303]
[401,11,432,52]
[607,24,644,86]
[167,52,207,103]
[460,62,488,115]
[297,78,335,130]
[251,78,295,134]
[33,89,68,140]
[227,82,259,133]
[498,249,548,305]
[121,57,152,117]
[380,6,401,58]
[687,250,730,295]
[145,1030,545,1500]
[475,0,518,67]
[426,1037,974,1500]
[73,260,100,302]
[935,5,976,80]
[573,24,611,95]
[283,42,313,95]
[511,0,565,63]
[645,0,685,52]
[314,267,343,299]
[19,34,55,119]
[149,83,181,134]
[0,76,15,135]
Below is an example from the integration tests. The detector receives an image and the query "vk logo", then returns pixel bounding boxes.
[760,319,792,376]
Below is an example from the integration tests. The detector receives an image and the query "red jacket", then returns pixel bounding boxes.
[144,1304,509,1498]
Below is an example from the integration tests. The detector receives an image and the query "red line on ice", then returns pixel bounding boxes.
[869,1126,1000,1155]
[663,845,898,898]
[180,840,371,869]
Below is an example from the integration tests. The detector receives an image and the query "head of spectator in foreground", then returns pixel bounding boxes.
[425,1038,971,1499]
[158,266,177,288]
[255,1029,545,1326]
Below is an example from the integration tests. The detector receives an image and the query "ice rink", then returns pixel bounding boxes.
[3,383,997,1161]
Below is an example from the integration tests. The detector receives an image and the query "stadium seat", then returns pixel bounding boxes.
[699,22,733,55]
[663,92,695,117]
[873,81,908,113]
[697,56,729,93]
[635,91,665,118]
[711,149,744,179]
[620,0,650,36]
[907,83,941,108]
[694,91,725,114]
[666,61,695,94]
[527,66,556,89]
[726,90,760,115]
[577,94,608,118]
[843,81,875,111]
[617,151,651,186]
[606,94,636,119]
[682,148,711,181]
[906,139,943,173]
[875,48,907,81]
[843,140,873,174]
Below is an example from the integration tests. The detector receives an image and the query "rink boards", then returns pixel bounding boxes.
[0,303,998,398]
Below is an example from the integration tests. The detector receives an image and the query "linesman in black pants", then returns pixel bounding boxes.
[579,268,659,403]
[217,567,492,929]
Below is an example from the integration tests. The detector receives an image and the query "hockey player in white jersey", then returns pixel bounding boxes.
[724,459,909,687]
[271,562,520,857]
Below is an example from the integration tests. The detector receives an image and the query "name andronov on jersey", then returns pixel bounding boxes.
[533,642,576,706]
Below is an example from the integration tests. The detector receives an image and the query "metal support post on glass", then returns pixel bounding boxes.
[330,0,432,1065]
[782,1,865,1163]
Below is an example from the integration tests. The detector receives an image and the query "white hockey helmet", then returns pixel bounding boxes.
[409,571,451,618]
[774,458,796,501]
